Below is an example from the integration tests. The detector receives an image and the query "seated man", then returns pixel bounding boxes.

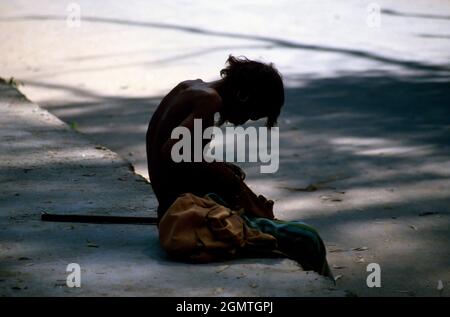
[146,55,285,222]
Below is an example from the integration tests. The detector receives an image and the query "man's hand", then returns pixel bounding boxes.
[225,163,246,180]
[258,195,275,212]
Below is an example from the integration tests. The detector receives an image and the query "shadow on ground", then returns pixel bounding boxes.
[2,10,449,295]
[16,69,450,294]
[3,14,450,74]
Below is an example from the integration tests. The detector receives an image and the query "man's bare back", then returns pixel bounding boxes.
[146,79,222,214]
[147,79,220,158]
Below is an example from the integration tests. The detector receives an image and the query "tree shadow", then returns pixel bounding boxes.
[2,11,450,293]
[260,70,450,295]
[25,44,275,79]
[418,34,450,40]
[3,68,450,296]
[3,14,450,74]
[382,8,450,21]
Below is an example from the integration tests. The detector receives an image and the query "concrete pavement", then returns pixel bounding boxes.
[0,80,339,296]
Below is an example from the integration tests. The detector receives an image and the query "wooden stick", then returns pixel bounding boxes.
[41,212,158,225]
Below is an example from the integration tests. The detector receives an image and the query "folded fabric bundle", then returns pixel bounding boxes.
[158,193,278,262]
[158,192,332,277]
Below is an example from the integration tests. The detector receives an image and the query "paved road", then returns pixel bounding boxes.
[0,81,340,296]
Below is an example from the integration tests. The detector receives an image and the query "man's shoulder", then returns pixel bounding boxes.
[178,79,222,108]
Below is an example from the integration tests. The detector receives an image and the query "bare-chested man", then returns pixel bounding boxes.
[146,56,284,222]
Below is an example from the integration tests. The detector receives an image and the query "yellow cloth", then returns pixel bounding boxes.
[159,193,277,262]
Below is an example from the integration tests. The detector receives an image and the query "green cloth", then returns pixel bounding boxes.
[242,215,330,276]
[206,193,332,277]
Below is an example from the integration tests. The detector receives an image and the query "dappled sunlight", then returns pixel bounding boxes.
[420,161,450,177]
[1,141,120,168]
[275,178,450,218]
[330,136,436,157]
[328,217,440,250]
[245,178,286,199]
[355,145,434,156]
[331,137,393,147]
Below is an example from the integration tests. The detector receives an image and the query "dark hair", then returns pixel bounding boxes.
[220,55,284,127]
